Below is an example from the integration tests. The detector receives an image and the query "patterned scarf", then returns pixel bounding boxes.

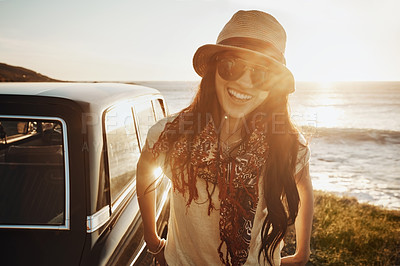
[151,113,269,265]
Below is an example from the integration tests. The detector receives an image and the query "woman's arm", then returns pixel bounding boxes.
[137,145,166,265]
[281,163,314,265]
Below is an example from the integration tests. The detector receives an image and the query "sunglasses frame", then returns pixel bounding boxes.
[215,55,270,88]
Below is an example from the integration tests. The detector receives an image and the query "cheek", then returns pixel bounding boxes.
[254,91,270,105]
[244,92,269,115]
[215,73,227,104]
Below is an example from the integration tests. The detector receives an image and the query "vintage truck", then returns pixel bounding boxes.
[0,82,171,265]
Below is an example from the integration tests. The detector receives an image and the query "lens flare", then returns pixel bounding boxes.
[153,167,163,178]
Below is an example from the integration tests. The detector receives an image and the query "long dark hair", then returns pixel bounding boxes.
[161,55,300,264]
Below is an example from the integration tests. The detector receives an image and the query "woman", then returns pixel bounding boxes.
[137,10,313,266]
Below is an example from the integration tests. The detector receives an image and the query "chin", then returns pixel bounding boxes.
[222,105,253,119]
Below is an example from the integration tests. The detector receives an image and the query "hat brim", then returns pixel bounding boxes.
[193,44,295,93]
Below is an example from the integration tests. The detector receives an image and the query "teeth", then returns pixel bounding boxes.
[228,88,253,100]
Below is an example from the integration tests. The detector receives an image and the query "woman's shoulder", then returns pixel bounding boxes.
[297,131,308,147]
[151,113,177,133]
[146,113,179,149]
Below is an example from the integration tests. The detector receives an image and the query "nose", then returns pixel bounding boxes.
[236,68,253,89]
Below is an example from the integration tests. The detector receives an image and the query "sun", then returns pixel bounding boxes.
[303,82,344,129]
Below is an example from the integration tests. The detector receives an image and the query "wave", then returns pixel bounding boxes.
[299,126,400,144]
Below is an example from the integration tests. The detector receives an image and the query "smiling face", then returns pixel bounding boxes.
[215,52,271,119]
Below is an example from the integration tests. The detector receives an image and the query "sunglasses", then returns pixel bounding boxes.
[216,56,270,88]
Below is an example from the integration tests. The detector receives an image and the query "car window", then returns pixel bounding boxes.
[134,100,156,146]
[105,104,140,204]
[152,98,166,121]
[0,118,66,226]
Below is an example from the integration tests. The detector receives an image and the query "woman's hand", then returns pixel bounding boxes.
[154,249,166,266]
[281,252,309,265]
[147,237,167,266]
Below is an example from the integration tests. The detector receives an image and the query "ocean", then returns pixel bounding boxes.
[134,81,400,210]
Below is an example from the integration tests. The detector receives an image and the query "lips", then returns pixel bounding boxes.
[227,88,253,102]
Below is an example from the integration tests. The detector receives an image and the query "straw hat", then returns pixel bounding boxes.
[193,10,295,93]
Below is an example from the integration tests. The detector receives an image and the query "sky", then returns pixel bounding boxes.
[0,0,399,82]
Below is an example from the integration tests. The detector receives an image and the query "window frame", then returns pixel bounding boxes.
[151,98,167,122]
[102,101,140,214]
[132,97,157,151]
[103,95,166,215]
[0,115,70,230]
[102,95,167,216]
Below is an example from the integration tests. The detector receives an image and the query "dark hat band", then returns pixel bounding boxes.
[218,37,286,65]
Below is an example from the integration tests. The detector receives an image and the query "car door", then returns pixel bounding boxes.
[127,96,171,266]
[94,95,170,266]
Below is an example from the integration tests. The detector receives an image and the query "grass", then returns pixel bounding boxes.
[282,191,400,265]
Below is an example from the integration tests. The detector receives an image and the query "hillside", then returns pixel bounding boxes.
[0,63,61,82]
[282,191,400,265]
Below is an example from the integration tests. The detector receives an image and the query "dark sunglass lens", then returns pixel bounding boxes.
[218,58,243,80]
[218,59,234,80]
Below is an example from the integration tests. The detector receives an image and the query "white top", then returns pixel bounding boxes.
[145,115,310,266]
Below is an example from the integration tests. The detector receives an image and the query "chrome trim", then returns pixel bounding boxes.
[0,224,69,230]
[130,178,171,266]
[86,205,110,233]
[131,101,144,152]
[103,98,149,213]
[0,115,70,230]
[111,180,137,213]
[131,240,146,266]
[130,95,158,152]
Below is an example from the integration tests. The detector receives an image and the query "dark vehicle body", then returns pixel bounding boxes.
[0,83,171,265]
